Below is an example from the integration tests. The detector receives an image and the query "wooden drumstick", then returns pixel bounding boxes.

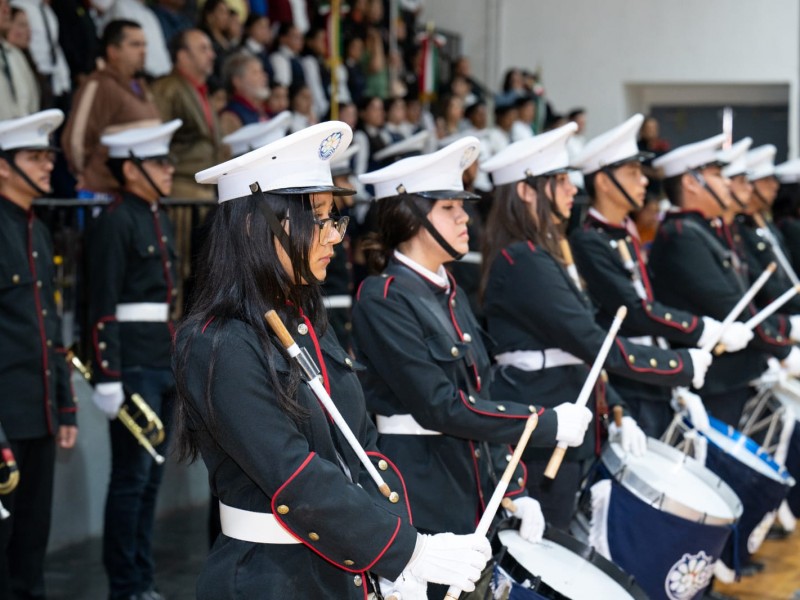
[616,240,648,301]
[560,238,582,290]
[612,405,624,428]
[265,310,395,500]
[709,262,776,355]
[544,306,628,479]
[443,414,539,600]
[743,284,800,333]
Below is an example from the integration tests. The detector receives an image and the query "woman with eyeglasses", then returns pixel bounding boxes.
[352,136,595,598]
[480,124,705,529]
[172,123,491,600]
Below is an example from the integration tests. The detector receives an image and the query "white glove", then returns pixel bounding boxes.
[718,321,754,353]
[553,403,593,447]
[697,317,723,350]
[673,388,710,432]
[92,382,125,419]
[608,416,647,456]
[508,496,545,543]
[379,573,427,600]
[406,532,491,592]
[790,315,800,343]
[688,349,713,390]
[782,346,800,377]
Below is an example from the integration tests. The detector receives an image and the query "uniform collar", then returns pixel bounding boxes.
[587,207,640,240]
[393,250,450,292]
[0,194,33,219]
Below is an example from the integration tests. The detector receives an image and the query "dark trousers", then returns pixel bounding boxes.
[701,386,752,430]
[0,436,56,600]
[525,458,585,531]
[103,367,174,599]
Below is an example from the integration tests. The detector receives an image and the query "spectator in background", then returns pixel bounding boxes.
[226,6,242,47]
[99,0,172,78]
[353,95,387,175]
[288,82,316,132]
[266,0,308,33]
[566,107,586,188]
[0,0,40,119]
[638,114,670,199]
[266,82,289,117]
[510,93,535,142]
[152,0,193,46]
[269,22,304,88]
[51,0,99,89]
[11,0,71,107]
[7,6,50,107]
[199,0,232,86]
[63,19,159,196]
[362,15,388,98]
[436,94,465,140]
[151,28,221,200]
[344,35,367,106]
[406,95,437,152]
[502,67,524,93]
[451,56,485,103]
[486,93,516,155]
[384,96,411,142]
[218,52,269,136]
[240,12,273,82]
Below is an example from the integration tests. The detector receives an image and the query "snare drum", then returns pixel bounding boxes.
[494,528,648,600]
[700,416,795,568]
[589,437,742,600]
[770,376,800,519]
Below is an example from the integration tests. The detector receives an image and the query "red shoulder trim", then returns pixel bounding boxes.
[527,241,536,252]
[356,280,366,301]
[503,449,528,498]
[201,317,215,334]
[501,249,514,265]
[383,275,395,299]
[458,390,529,420]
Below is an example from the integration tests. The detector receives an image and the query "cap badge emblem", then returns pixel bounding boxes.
[319,131,343,160]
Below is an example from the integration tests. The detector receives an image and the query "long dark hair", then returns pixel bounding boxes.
[173,192,326,462]
[362,195,432,273]
[480,178,565,301]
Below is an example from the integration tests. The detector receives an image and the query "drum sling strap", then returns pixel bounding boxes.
[680,218,749,294]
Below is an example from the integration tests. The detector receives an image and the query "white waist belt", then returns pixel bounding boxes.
[495,348,583,371]
[323,295,353,310]
[627,335,653,346]
[376,414,442,435]
[219,501,300,544]
[115,303,169,322]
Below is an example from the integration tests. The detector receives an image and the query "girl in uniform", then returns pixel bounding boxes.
[173,122,490,599]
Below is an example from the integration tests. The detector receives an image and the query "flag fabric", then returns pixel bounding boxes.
[417,28,445,103]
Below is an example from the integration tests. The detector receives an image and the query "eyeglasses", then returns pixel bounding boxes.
[314,215,349,245]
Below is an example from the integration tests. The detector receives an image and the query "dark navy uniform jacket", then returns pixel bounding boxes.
[648,211,792,395]
[779,217,800,271]
[0,196,77,439]
[87,192,178,383]
[735,214,800,313]
[570,211,706,430]
[353,259,558,535]
[177,314,416,599]
[483,239,694,462]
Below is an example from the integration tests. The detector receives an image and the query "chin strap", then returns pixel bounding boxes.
[129,151,165,199]
[526,175,568,224]
[690,169,727,211]
[403,195,465,261]
[752,186,771,209]
[0,150,47,197]
[601,167,640,210]
[729,188,746,210]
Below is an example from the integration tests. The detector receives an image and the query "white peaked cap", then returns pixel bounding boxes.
[774,158,800,184]
[372,130,431,163]
[222,111,292,157]
[652,134,727,178]
[745,145,777,182]
[574,114,649,175]
[481,122,578,185]
[719,137,753,178]
[196,121,354,203]
[0,109,64,151]
[359,136,480,200]
[101,119,183,159]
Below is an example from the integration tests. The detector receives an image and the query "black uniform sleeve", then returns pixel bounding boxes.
[353,279,558,447]
[651,223,792,359]
[570,228,704,345]
[87,209,131,384]
[490,244,694,388]
[192,323,417,579]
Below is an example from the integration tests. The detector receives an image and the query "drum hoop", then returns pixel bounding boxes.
[702,416,796,486]
[496,526,649,600]
[602,438,743,524]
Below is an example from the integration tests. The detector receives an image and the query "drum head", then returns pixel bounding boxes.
[497,528,648,600]
[602,438,742,525]
[702,417,795,485]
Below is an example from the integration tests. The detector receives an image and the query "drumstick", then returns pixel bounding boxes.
[709,262,776,354]
[616,240,648,301]
[742,284,800,332]
[753,213,800,286]
[560,238,582,290]
[443,414,539,600]
[265,310,395,501]
[544,306,628,479]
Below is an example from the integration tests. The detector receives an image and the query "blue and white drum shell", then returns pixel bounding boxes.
[601,437,743,525]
